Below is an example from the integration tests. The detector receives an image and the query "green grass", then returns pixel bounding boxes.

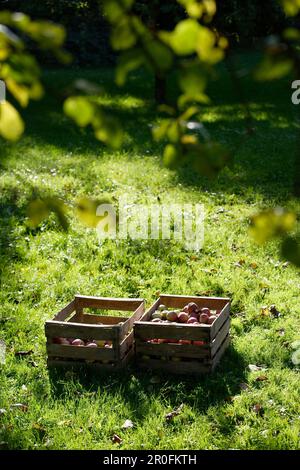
[0,53,300,450]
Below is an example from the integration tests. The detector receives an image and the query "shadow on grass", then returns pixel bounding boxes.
[13,60,296,204]
[48,344,246,420]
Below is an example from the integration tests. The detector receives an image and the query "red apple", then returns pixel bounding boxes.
[194,340,205,346]
[86,342,97,348]
[71,338,85,346]
[179,339,192,345]
[208,315,217,324]
[178,312,189,323]
[187,317,198,324]
[201,307,211,316]
[183,305,189,313]
[199,313,209,324]
[187,302,199,314]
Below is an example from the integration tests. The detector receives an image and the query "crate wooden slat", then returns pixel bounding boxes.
[47,346,134,371]
[45,295,144,370]
[134,294,230,375]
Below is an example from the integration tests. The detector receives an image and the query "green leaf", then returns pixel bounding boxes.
[196,26,224,64]
[250,209,297,245]
[27,199,50,228]
[163,144,180,168]
[26,21,66,49]
[188,141,231,178]
[115,48,145,86]
[254,55,293,81]
[160,19,200,56]
[27,197,68,230]
[110,18,137,50]
[144,40,173,72]
[63,97,94,127]
[92,113,123,149]
[0,101,24,141]
[178,63,207,95]
[152,119,171,142]
[179,105,200,122]
[75,196,113,228]
[281,0,300,16]
[103,0,125,24]
[281,236,300,267]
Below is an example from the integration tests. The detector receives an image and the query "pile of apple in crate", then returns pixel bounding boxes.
[134,295,230,375]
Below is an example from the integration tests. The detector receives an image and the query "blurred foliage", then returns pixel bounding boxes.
[1,0,300,267]
[0,10,69,140]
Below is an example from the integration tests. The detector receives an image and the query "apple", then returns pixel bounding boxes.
[189,311,199,320]
[193,340,205,346]
[152,318,162,323]
[152,311,162,320]
[208,315,217,324]
[53,337,69,344]
[187,302,199,314]
[183,305,189,313]
[178,312,189,323]
[158,304,167,311]
[86,341,97,348]
[71,338,85,346]
[95,340,105,347]
[199,313,209,324]
[166,311,178,322]
[165,339,178,344]
[179,339,191,345]
[160,310,169,320]
[201,307,211,317]
[157,339,165,344]
[187,317,198,324]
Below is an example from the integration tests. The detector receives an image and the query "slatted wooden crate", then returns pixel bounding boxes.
[45,295,145,371]
[134,294,230,375]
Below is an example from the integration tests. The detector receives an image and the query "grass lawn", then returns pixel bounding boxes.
[0,53,300,450]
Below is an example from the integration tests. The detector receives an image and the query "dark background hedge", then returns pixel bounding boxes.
[0,0,289,67]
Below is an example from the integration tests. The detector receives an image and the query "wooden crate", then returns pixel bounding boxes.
[134,294,230,375]
[45,295,145,371]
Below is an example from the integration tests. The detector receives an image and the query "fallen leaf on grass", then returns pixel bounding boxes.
[165,403,184,422]
[28,361,38,367]
[121,419,134,430]
[260,306,270,317]
[233,259,245,268]
[291,349,300,366]
[248,364,267,372]
[32,423,46,435]
[57,420,72,427]
[15,350,34,357]
[252,404,264,416]
[10,403,28,412]
[269,305,281,318]
[112,434,123,444]
[255,375,268,382]
[291,340,300,350]
[0,409,7,415]
[239,382,250,391]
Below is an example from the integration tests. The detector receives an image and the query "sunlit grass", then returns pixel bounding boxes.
[0,59,299,450]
